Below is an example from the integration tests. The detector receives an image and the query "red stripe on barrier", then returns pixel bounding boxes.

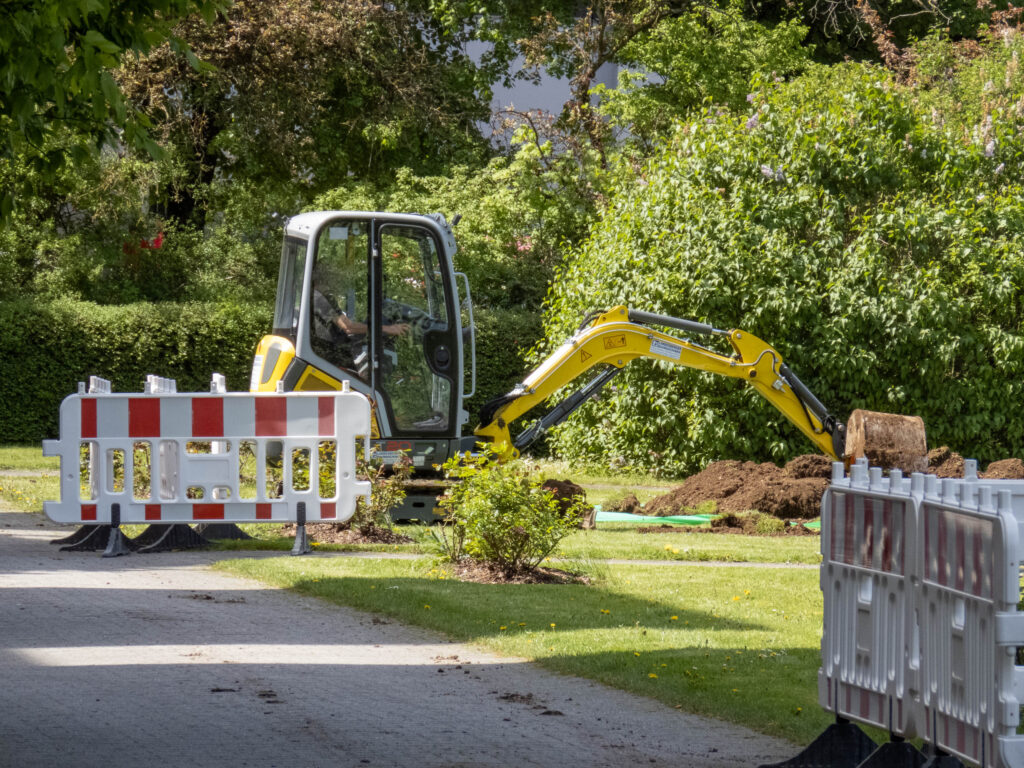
[859,689,869,719]
[956,720,964,754]
[255,398,287,436]
[192,398,224,437]
[937,512,948,587]
[321,502,336,519]
[844,495,856,566]
[145,504,161,521]
[81,504,97,521]
[973,527,984,598]
[882,501,893,572]
[318,397,335,437]
[955,521,965,592]
[193,504,224,521]
[129,398,161,437]
[256,503,272,520]
[82,398,97,438]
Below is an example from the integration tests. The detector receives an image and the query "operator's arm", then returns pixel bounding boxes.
[474,305,843,459]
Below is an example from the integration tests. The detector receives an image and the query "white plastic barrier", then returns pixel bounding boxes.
[819,464,916,735]
[819,460,1024,768]
[43,376,371,526]
[917,478,1024,768]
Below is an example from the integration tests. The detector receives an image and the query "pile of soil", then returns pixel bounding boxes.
[541,478,596,529]
[928,447,1024,479]
[605,493,643,515]
[644,454,832,520]
[280,522,413,545]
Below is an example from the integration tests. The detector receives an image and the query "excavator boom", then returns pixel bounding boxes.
[475,306,849,460]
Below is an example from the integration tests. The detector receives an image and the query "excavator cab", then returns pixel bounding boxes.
[251,211,477,474]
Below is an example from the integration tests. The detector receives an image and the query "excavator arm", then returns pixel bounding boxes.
[474,306,846,460]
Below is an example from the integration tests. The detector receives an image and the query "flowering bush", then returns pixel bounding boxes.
[432,448,583,576]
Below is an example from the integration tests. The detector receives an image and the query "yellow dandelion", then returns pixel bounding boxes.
[664,544,672,551]
[670,616,678,621]
[518,622,526,627]
[732,688,739,693]
[600,609,610,615]
[634,652,641,657]
[732,596,741,601]
[424,604,431,609]
[744,589,751,595]
[672,548,679,554]
[499,626,507,631]
[648,673,658,679]
[794,707,803,715]
[550,623,556,629]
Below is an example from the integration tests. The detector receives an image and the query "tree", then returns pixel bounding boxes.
[117,0,493,229]
[0,0,222,217]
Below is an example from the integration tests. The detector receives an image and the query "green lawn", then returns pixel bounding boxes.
[217,554,830,745]
[0,444,59,471]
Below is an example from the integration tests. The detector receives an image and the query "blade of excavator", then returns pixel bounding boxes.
[844,409,928,474]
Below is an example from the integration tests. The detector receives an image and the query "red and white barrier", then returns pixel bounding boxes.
[819,465,917,735]
[819,460,1024,768]
[43,376,371,526]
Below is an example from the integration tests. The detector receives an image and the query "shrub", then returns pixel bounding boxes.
[433,448,583,576]
[542,51,1024,474]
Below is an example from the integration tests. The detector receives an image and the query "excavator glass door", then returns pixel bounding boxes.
[375,223,456,435]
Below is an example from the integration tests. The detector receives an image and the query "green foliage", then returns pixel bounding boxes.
[434,448,583,575]
[0,0,223,217]
[313,151,599,311]
[0,299,270,442]
[543,47,1024,474]
[600,3,810,146]
[350,455,413,535]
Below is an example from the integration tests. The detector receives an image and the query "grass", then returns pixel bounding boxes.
[0,474,59,513]
[216,553,830,745]
[0,444,59,472]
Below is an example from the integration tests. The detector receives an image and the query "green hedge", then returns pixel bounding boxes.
[0,299,272,442]
[0,299,543,444]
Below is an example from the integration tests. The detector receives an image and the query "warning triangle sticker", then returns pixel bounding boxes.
[580,350,592,363]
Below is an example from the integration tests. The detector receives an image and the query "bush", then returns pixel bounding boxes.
[542,51,1024,474]
[433,449,583,576]
[0,299,271,442]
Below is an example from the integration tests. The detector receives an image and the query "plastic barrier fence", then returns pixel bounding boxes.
[43,376,371,526]
[819,465,916,736]
[819,460,1024,768]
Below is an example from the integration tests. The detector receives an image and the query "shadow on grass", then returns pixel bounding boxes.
[282,574,771,636]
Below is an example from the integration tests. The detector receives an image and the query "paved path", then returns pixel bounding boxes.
[0,511,793,768]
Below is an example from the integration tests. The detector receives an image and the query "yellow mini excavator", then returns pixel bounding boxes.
[250,211,927,516]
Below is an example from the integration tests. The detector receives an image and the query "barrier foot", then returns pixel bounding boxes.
[193,523,252,540]
[59,525,114,552]
[920,751,965,768]
[856,740,927,768]
[51,525,100,546]
[132,524,210,553]
[758,720,877,768]
[102,527,133,558]
[291,524,312,556]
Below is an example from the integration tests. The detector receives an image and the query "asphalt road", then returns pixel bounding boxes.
[0,511,792,768]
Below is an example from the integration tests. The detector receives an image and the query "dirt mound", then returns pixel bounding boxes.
[605,493,643,515]
[926,448,1024,479]
[783,454,833,479]
[928,447,966,478]
[542,478,595,529]
[644,456,829,520]
[983,458,1024,479]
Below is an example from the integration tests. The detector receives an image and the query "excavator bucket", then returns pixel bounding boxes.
[844,409,928,474]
